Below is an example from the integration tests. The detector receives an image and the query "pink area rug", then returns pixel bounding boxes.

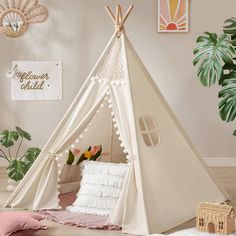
[42,192,120,231]
[43,210,120,230]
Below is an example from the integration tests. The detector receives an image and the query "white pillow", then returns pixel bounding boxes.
[67,161,129,216]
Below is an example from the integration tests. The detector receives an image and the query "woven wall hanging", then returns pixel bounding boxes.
[0,0,47,38]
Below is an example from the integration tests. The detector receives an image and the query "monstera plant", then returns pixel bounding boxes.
[193,17,236,135]
[0,127,41,182]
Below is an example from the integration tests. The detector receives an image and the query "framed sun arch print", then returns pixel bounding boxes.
[157,0,189,33]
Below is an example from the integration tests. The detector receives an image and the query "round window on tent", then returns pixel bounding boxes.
[139,117,160,147]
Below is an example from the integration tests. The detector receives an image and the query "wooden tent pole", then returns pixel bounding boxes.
[121,5,134,26]
[115,5,119,25]
[105,5,134,37]
[118,5,122,23]
[105,6,116,24]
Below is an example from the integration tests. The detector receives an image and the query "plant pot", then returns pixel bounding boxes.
[6,178,18,192]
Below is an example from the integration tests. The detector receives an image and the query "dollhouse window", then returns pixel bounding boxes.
[199,218,204,226]
[219,221,224,230]
[139,117,160,147]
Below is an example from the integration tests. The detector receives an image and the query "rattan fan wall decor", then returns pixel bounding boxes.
[0,0,47,38]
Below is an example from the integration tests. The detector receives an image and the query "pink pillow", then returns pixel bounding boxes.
[0,212,47,236]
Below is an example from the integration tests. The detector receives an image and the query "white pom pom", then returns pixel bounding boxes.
[120,143,124,147]
[123,149,127,154]
[116,131,119,135]
[100,104,104,108]
[104,96,108,100]
[108,104,112,108]
[71,144,75,149]
[59,153,63,157]
[85,128,88,132]
[108,99,112,103]
[55,156,59,161]
[79,134,84,139]
[75,139,79,143]
[96,109,100,113]
[115,81,120,85]
[111,112,114,116]
[65,150,69,154]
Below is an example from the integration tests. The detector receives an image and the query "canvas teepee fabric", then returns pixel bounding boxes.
[5,5,229,235]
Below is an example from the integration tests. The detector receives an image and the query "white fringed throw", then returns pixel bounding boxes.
[67,161,129,216]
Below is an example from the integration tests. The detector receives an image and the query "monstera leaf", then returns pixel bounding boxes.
[224,17,236,37]
[219,71,236,122]
[0,130,19,148]
[16,127,31,141]
[24,147,41,169]
[193,32,235,87]
[219,61,236,85]
[7,160,27,181]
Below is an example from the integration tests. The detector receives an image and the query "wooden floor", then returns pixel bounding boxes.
[0,167,235,236]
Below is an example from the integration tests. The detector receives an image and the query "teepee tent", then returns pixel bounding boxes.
[5,5,229,235]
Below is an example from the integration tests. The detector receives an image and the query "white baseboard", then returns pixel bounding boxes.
[204,157,236,167]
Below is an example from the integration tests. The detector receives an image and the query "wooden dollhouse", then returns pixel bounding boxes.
[196,202,235,235]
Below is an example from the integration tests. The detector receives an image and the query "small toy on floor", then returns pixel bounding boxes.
[196,202,235,235]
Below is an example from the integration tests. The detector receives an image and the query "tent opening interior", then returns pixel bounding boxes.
[58,98,127,197]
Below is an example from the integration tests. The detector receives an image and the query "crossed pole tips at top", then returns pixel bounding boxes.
[105,4,134,38]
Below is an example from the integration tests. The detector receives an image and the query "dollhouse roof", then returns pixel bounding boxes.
[197,202,235,216]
